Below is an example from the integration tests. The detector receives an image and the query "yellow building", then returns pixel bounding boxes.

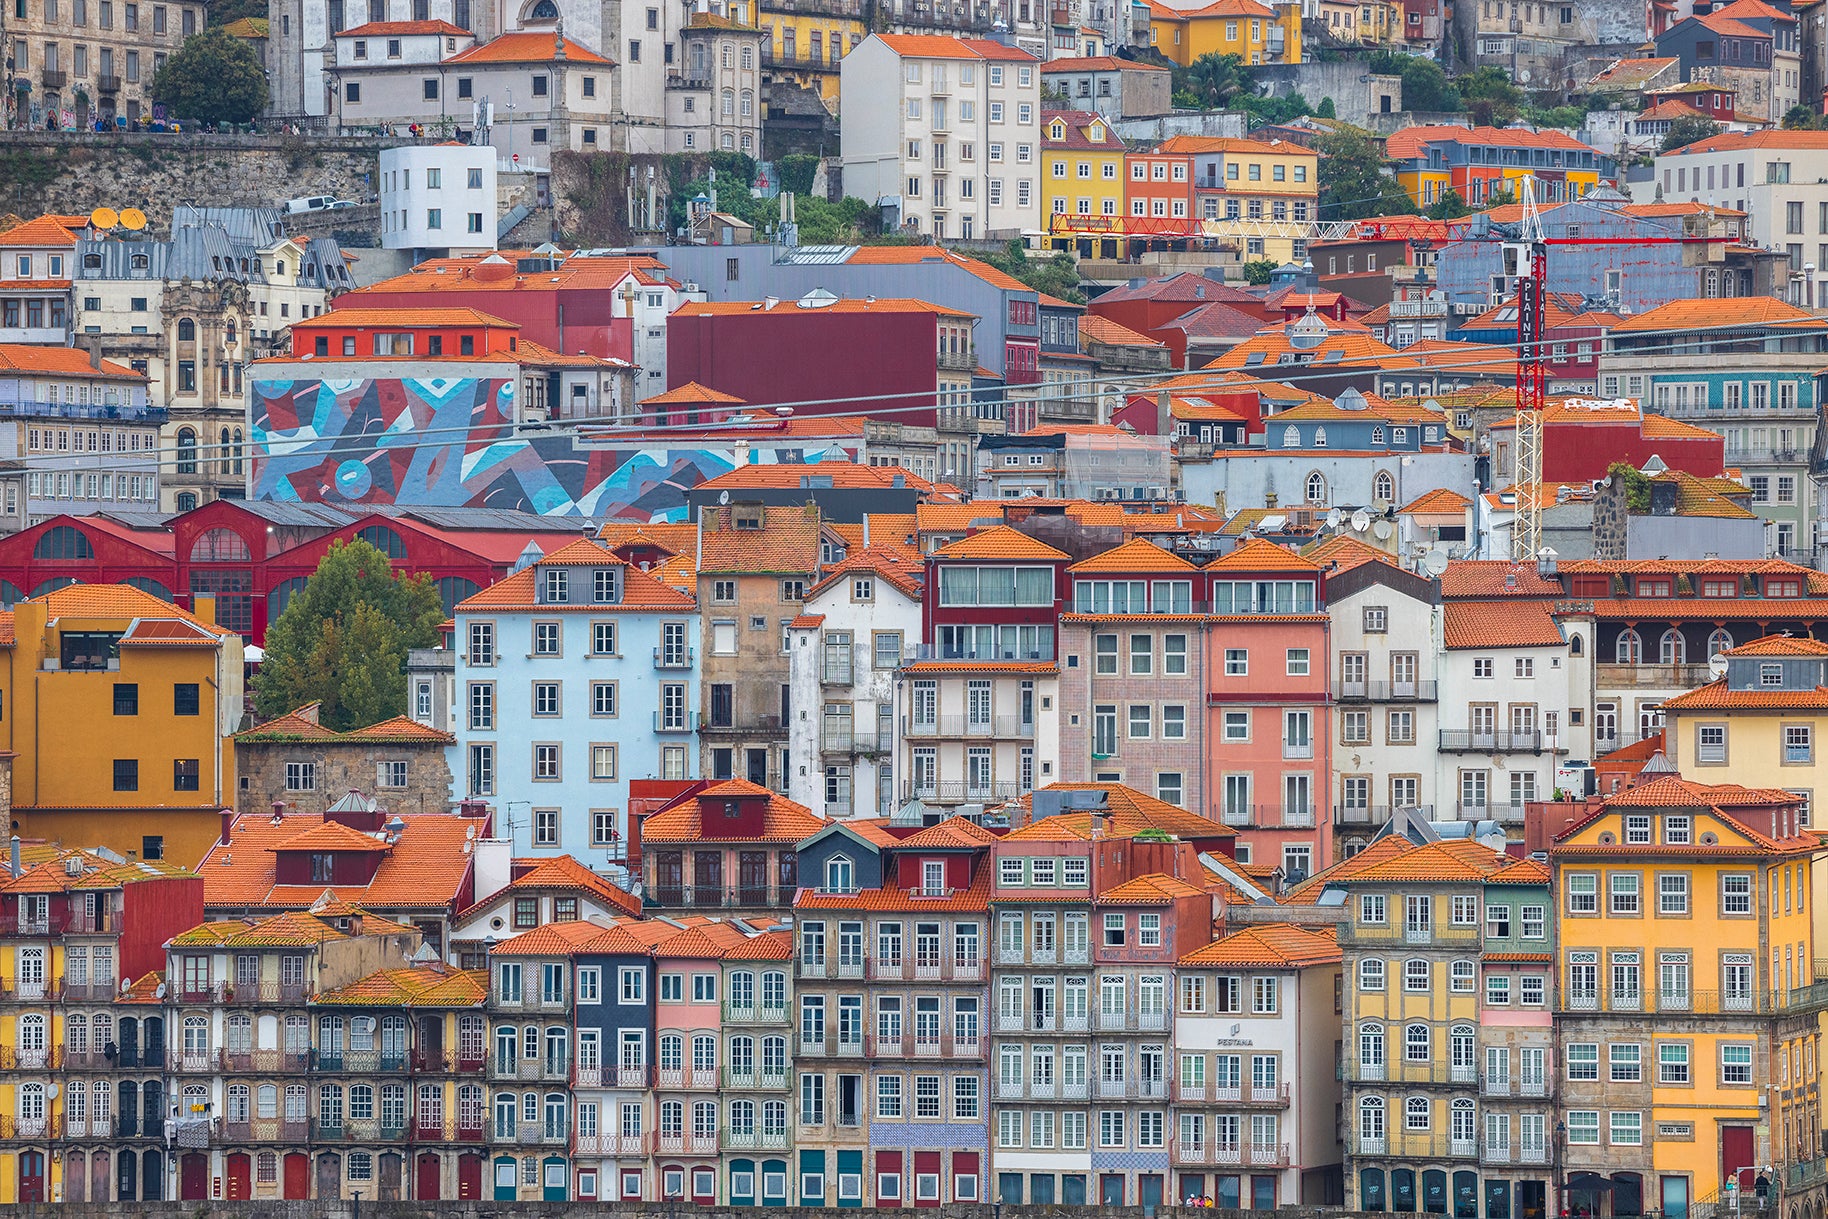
[1042,109,1129,249]
[1316,0,1400,44]
[1154,134,1319,264]
[1549,773,1825,1218]
[1147,0,1301,66]
[758,0,867,102]
[0,582,243,868]
[1292,837,1530,1212]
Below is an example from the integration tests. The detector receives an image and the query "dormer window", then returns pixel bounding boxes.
[922,860,945,896]
[1051,122,1064,138]
[825,855,854,893]
[734,505,764,529]
[1769,578,1802,597]
[1636,578,1672,597]
[594,568,621,604]
[1762,663,1784,687]
[545,569,569,603]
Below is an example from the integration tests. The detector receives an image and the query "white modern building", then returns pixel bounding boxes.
[1653,128,1828,276]
[840,33,1044,241]
[785,551,924,818]
[1323,557,1443,854]
[380,142,500,258]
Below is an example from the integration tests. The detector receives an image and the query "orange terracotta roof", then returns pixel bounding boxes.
[1067,537,1197,574]
[1443,599,1564,649]
[301,306,516,328]
[641,779,826,844]
[1180,922,1340,967]
[1154,133,1315,156]
[642,379,745,405]
[445,30,612,63]
[697,504,823,575]
[807,548,924,601]
[1401,487,1472,514]
[490,919,628,957]
[797,870,992,912]
[236,706,453,745]
[456,544,696,611]
[1662,679,1828,709]
[1329,839,1516,884]
[1206,537,1320,573]
[0,344,140,379]
[1489,857,1551,885]
[1726,634,1828,656]
[1005,784,1233,842]
[1438,561,1564,598]
[695,460,936,493]
[335,18,470,34]
[314,965,489,1006]
[896,815,999,850]
[934,525,1070,562]
[1100,872,1207,904]
[1041,54,1169,71]
[724,929,794,960]
[0,216,83,247]
[198,812,481,912]
[459,855,642,919]
[1302,534,1400,573]
[1610,295,1822,333]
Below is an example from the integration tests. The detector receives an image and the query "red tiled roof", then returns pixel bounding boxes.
[1443,600,1565,649]
[1067,537,1198,574]
[1005,784,1233,842]
[335,18,470,35]
[445,29,612,63]
[314,965,489,1006]
[641,779,826,843]
[1206,537,1320,573]
[456,541,696,611]
[1100,872,1207,904]
[198,812,482,911]
[934,525,1070,562]
[1041,54,1169,71]
[1180,922,1340,967]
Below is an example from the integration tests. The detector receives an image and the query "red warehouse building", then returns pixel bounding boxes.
[663,296,979,428]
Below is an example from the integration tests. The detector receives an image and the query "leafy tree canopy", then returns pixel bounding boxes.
[1662,113,1722,151]
[1455,67,1525,126]
[151,29,268,124]
[252,538,448,730]
[1425,187,1470,219]
[1366,50,1461,113]
[979,240,1086,303]
[1316,126,1419,221]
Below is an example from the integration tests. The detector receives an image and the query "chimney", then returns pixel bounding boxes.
[1650,479,1679,516]
[1156,388,1171,438]
[271,800,287,822]
[219,810,233,846]
[86,343,102,371]
[9,835,19,880]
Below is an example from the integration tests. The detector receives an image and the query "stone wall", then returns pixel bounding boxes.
[235,740,455,818]
[0,132,392,229]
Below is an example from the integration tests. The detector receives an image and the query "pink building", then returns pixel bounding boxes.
[1203,540,1333,880]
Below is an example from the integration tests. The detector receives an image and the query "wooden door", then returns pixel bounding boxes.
[416,1153,442,1201]
[225,1153,250,1201]
[282,1154,309,1200]
[180,1152,208,1201]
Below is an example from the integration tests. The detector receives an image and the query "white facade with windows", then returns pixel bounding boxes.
[380,143,500,257]
[839,34,1043,241]
[786,560,922,819]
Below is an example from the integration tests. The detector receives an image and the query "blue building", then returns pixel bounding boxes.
[449,537,700,860]
[1265,391,1453,455]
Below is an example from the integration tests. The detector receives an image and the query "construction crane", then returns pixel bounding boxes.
[1331,183,1744,561]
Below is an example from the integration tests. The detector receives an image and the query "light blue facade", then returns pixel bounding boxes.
[450,546,700,861]
[1265,411,1443,453]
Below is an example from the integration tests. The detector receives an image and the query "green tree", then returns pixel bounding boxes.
[1316,126,1419,221]
[1174,52,1253,109]
[775,153,821,196]
[151,29,268,124]
[206,0,266,25]
[1784,104,1826,130]
[1316,96,1336,118]
[252,538,447,730]
[1660,113,1721,152]
[1481,185,1517,209]
[1424,187,1470,219]
[1367,50,1461,113]
[979,240,1086,303]
[1456,66,1525,126]
[1242,258,1278,285]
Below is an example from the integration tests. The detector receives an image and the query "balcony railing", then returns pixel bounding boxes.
[994,1079,1091,1101]
[1094,1077,1170,1101]
[1560,986,1825,1015]
[1095,1009,1169,1033]
[865,957,983,982]
[573,1132,649,1156]
[1217,804,1319,830]
[722,1069,790,1090]
[646,886,783,910]
[226,981,312,1005]
[488,992,570,1014]
[903,715,1036,739]
[698,711,786,735]
[1341,1060,1485,1084]
[867,1033,981,1059]
[1334,804,1433,826]
[492,1057,570,1082]
[654,1068,720,1091]
[1338,922,1482,946]
[722,1001,790,1024]
[901,780,1028,804]
[1438,729,1557,752]
[1595,662,1716,689]
[722,1128,792,1151]
[1337,680,1438,702]
[655,1132,720,1156]
[219,1118,310,1143]
[1171,1140,1290,1167]
[1175,1081,1290,1105]
[652,646,694,669]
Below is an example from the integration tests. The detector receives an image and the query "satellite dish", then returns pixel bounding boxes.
[1351,509,1371,532]
[1709,652,1728,678]
[89,207,118,230]
[1373,519,1393,540]
[718,489,731,505]
[1326,508,1343,528]
[154,982,167,999]
[120,207,147,231]
[1423,548,1450,577]
[46,1084,57,1100]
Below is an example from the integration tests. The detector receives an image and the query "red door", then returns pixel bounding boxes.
[226,1153,250,1200]
[417,1154,442,1201]
[458,1153,482,1200]
[18,1151,44,1204]
[283,1154,310,1200]
[180,1153,208,1201]
[1722,1126,1756,1191]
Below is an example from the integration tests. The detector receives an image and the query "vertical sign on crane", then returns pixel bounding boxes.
[1506,176,1549,562]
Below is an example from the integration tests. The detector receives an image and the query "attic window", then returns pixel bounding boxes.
[734,505,764,529]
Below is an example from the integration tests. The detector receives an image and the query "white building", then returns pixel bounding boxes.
[786,550,925,818]
[380,143,500,258]
[840,33,1043,241]
[1434,584,1591,830]
[1323,554,1443,856]
[1653,128,1828,282]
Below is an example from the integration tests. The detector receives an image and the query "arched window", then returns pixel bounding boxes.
[18,1014,45,1054]
[730,1099,756,1132]
[1709,627,1735,658]
[1371,425,1386,444]
[721,88,735,116]
[1569,633,1583,656]
[1281,424,1299,447]
[129,253,149,270]
[1358,1096,1385,1140]
[182,1016,209,1056]
[526,0,558,16]
[190,528,250,563]
[1660,628,1686,664]
[176,318,196,342]
[1358,958,1386,991]
[0,582,21,605]
[824,855,853,892]
[176,429,197,476]
[1358,1022,1385,1067]
[721,133,736,150]
[219,428,232,474]
[1306,471,1327,503]
[28,580,65,598]
[82,252,102,269]
[232,428,244,476]
[33,525,93,560]
[740,89,754,117]
[18,1083,44,1125]
[124,577,173,601]
[1405,1095,1430,1130]
[270,577,308,618]
[225,320,237,344]
[1615,628,1642,664]
[435,576,481,612]
[1313,426,1327,448]
[176,492,199,513]
[1374,470,1395,502]
[1404,1023,1430,1061]
[1450,1025,1476,1071]
[659,1033,683,1071]
[355,524,407,559]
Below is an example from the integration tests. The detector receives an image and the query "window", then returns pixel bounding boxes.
[1659,1043,1690,1084]
[1567,1111,1600,1144]
[1566,873,1597,914]
[1721,1044,1753,1085]
[1659,874,1689,915]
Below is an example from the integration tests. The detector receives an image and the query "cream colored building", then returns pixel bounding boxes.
[664,11,766,155]
[5,0,197,126]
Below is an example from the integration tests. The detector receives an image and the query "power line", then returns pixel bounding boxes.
[0,321,1786,482]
